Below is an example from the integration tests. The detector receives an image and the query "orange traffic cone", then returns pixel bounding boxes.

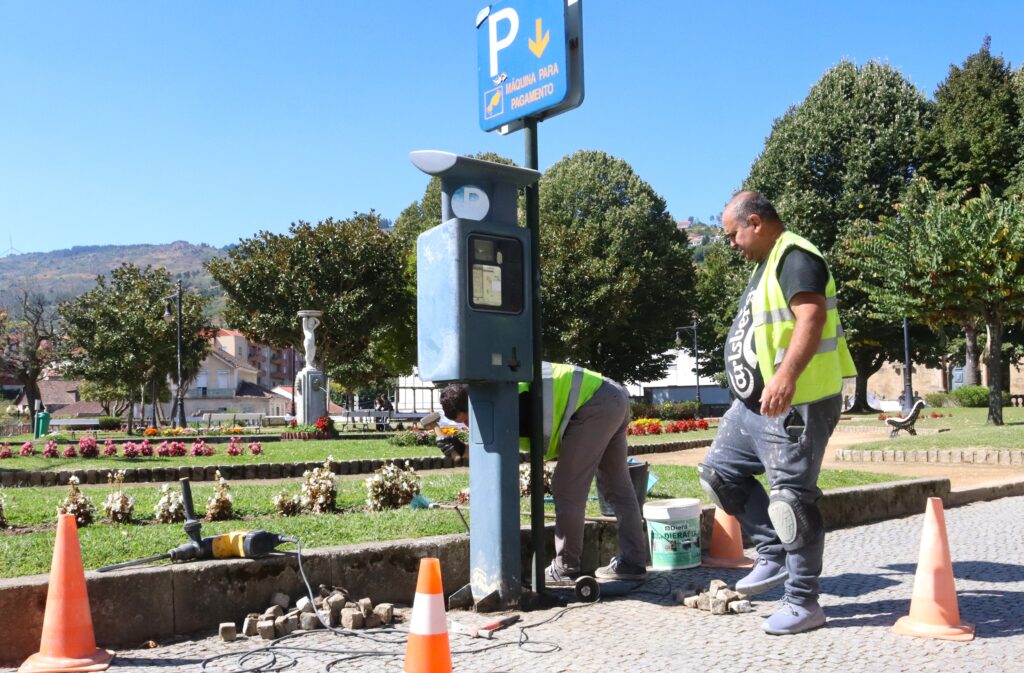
[403,557,451,673]
[20,514,113,673]
[702,507,754,569]
[892,497,975,641]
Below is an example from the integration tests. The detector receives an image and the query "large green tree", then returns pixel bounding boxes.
[691,242,748,382]
[207,212,413,390]
[537,150,696,383]
[920,37,1022,199]
[850,182,1024,424]
[59,264,211,430]
[744,60,932,410]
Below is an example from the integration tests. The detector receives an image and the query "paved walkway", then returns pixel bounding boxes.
[8,495,1020,673]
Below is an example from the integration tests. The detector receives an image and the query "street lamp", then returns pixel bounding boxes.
[901,317,914,416]
[163,280,186,428]
[675,320,701,412]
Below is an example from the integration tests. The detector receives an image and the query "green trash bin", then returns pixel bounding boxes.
[34,410,50,439]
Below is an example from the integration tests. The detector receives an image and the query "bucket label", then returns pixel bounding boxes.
[648,517,700,570]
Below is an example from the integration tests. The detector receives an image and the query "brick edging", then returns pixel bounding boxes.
[835,447,1024,465]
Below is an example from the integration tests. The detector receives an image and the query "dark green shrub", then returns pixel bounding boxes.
[98,416,121,431]
[950,385,992,407]
[924,392,950,408]
[630,402,658,419]
[657,401,700,420]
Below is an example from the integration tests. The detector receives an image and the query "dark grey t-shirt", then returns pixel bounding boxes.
[725,248,829,411]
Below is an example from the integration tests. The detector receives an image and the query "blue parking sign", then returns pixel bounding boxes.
[476,0,581,132]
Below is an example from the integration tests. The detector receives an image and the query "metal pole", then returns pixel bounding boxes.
[525,117,546,597]
[290,348,296,416]
[902,317,913,416]
[692,320,701,412]
[176,281,186,428]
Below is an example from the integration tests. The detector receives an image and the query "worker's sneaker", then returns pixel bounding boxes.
[544,562,580,584]
[763,598,826,635]
[594,556,647,580]
[735,555,788,595]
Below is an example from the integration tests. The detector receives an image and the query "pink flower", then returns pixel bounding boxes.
[20,441,35,456]
[122,442,141,459]
[102,441,118,457]
[156,441,171,457]
[0,447,12,459]
[63,445,78,458]
[140,439,153,457]
[43,441,59,458]
[248,442,262,456]
[226,444,242,457]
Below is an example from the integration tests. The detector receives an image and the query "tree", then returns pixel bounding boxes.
[537,151,697,383]
[1,292,59,423]
[851,181,1024,424]
[691,242,748,381]
[920,37,1022,199]
[59,264,211,431]
[207,212,413,390]
[77,381,131,417]
[744,60,932,410]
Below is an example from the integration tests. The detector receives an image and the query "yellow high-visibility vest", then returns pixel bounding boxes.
[751,231,857,404]
[518,362,604,459]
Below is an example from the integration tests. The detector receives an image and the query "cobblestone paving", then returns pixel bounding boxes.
[7,496,1023,673]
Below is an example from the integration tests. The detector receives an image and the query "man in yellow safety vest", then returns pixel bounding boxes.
[698,191,856,634]
[439,362,647,583]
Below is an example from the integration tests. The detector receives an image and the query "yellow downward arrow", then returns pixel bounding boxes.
[528,18,549,58]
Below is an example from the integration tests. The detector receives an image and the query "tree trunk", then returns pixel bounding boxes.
[986,320,1004,425]
[127,388,135,434]
[847,349,884,412]
[963,323,981,386]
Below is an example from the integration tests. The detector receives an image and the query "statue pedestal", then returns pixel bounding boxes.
[296,368,328,425]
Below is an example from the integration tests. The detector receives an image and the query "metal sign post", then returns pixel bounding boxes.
[476,0,585,600]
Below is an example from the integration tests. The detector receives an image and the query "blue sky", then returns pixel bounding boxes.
[2,1,1022,254]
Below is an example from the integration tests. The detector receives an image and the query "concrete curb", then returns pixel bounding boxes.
[836,447,1024,465]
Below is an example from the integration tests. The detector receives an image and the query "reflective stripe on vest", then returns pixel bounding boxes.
[524,362,603,459]
[751,231,857,404]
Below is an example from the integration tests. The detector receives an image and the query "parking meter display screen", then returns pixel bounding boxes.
[468,234,523,313]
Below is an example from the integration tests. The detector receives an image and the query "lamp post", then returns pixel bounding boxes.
[901,317,914,416]
[163,280,186,428]
[675,320,701,413]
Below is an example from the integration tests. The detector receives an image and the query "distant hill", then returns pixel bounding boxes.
[0,241,228,316]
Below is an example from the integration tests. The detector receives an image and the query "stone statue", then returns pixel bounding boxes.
[298,310,323,370]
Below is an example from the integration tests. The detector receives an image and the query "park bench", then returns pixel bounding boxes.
[202,412,265,433]
[47,418,101,439]
[336,410,393,432]
[885,399,926,438]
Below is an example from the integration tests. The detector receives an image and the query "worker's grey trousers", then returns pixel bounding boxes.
[703,396,842,605]
[550,380,647,572]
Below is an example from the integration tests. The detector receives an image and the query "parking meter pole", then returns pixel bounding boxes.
[524,118,547,596]
[468,382,522,606]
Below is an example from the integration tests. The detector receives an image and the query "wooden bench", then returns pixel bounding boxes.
[202,412,265,433]
[885,399,926,438]
[336,410,393,431]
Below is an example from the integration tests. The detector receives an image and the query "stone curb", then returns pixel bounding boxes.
[835,447,1024,465]
[0,439,715,489]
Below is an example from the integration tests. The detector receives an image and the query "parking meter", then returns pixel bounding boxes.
[412,150,539,609]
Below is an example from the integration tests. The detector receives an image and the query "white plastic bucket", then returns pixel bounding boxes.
[643,498,702,570]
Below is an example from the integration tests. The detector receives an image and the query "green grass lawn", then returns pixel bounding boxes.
[0,465,898,579]
[0,431,718,473]
[841,406,1024,451]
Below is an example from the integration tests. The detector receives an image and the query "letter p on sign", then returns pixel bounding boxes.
[488,7,518,77]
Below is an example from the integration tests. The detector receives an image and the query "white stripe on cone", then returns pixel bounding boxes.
[409,592,447,635]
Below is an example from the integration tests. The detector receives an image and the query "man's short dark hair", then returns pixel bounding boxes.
[439,384,468,420]
[731,192,781,226]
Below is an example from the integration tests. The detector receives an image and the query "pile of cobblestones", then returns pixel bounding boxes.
[219,586,397,642]
[677,579,753,615]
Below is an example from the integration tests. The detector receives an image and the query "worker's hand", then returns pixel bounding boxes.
[760,373,796,417]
